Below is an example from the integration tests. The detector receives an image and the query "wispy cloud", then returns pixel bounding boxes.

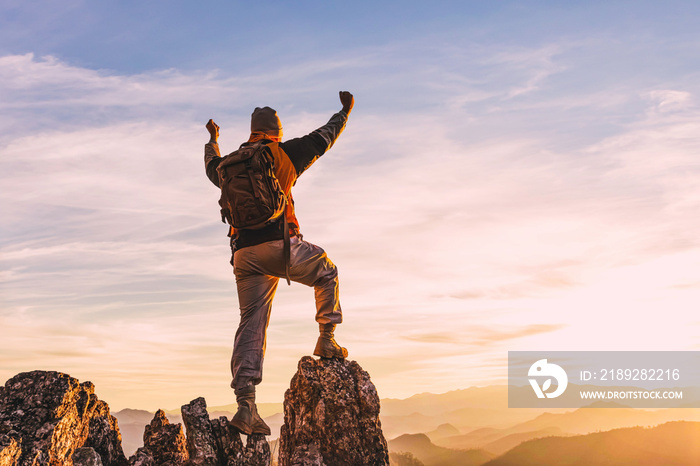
[0,54,227,107]
[2,23,700,408]
[402,324,564,345]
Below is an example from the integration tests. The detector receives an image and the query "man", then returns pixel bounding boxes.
[204,91,354,435]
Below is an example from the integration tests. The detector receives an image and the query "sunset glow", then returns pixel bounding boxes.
[1,1,700,411]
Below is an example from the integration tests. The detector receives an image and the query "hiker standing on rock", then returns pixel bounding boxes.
[204,91,354,435]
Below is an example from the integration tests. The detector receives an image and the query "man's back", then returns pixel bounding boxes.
[205,103,350,250]
[203,91,354,436]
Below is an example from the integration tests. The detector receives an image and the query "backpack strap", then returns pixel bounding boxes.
[282,205,291,286]
[266,143,291,286]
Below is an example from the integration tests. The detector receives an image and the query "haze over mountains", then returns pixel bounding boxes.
[484,421,700,466]
[113,385,700,465]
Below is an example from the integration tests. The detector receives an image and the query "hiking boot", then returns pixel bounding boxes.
[230,390,271,436]
[313,323,348,359]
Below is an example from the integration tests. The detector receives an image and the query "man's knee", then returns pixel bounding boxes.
[313,258,338,285]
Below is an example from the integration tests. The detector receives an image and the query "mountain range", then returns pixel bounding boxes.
[113,385,700,465]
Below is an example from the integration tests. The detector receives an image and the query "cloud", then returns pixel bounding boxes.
[402,333,461,344]
[402,324,564,345]
[2,34,700,408]
[484,44,567,99]
[0,53,229,108]
[648,90,692,113]
[472,324,566,344]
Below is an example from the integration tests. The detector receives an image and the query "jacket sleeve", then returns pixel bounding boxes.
[204,142,223,188]
[280,110,349,177]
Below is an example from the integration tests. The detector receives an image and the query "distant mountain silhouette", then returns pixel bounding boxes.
[433,404,700,454]
[505,405,700,435]
[112,409,154,458]
[380,386,565,439]
[114,385,700,462]
[382,386,509,415]
[163,401,283,419]
[484,421,700,465]
[389,433,495,466]
[479,427,565,455]
[390,450,425,465]
[435,426,565,454]
[424,423,461,442]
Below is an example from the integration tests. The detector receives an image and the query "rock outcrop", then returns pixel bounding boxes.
[3,360,389,466]
[0,432,22,465]
[180,398,217,465]
[129,410,189,465]
[0,370,271,466]
[180,397,270,466]
[0,371,127,466]
[278,357,389,466]
[72,447,103,466]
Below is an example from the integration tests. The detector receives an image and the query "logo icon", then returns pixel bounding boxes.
[528,359,568,399]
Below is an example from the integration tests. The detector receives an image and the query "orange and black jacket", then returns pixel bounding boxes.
[205,110,348,250]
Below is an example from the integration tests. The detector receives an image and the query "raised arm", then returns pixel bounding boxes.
[281,91,354,176]
[204,119,223,188]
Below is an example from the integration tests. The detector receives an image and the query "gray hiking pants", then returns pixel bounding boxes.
[230,236,342,392]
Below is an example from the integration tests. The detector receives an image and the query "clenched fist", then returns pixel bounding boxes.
[206,119,220,142]
[339,91,354,115]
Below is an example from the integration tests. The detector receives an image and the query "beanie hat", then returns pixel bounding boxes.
[250,107,282,137]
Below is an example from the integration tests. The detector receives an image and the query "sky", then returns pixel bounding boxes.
[1,0,700,411]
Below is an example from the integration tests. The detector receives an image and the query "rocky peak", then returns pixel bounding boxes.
[0,372,271,466]
[0,371,127,466]
[2,358,388,466]
[129,409,189,465]
[127,399,270,466]
[180,397,270,466]
[279,356,389,466]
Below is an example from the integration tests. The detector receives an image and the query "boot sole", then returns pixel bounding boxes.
[231,418,271,436]
[313,349,349,359]
[252,426,272,435]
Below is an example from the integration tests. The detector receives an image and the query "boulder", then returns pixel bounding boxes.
[72,447,103,466]
[278,357,389,466]
[0,371,127,466]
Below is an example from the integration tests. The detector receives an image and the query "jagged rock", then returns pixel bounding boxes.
[0,371,127,466]
[0,431,22,466]
[129,410,189,465]
[1,371,272,466]
[88,402,127,466]
[236,435,269,466]
[126,447,154,466]
[73,447,103,466]
[181,398,218,465]
[278,357,389,466]
[209,417,244,464]
[180,399,270,466]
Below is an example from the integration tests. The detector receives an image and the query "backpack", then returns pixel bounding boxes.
[216,142,286,230]
[216,142,291,284]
